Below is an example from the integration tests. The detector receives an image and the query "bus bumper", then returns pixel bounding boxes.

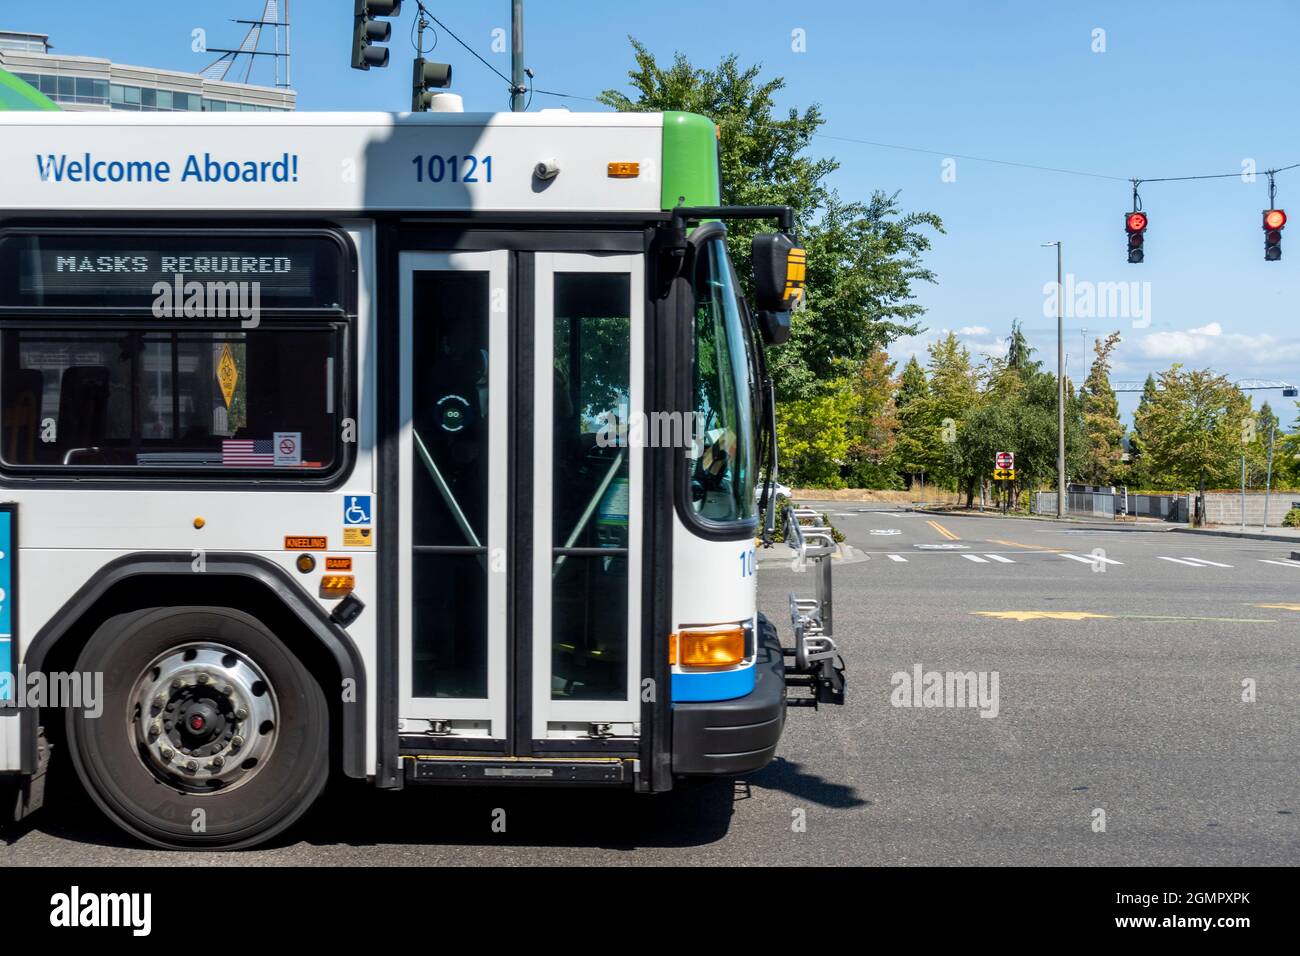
[671,619,785,776]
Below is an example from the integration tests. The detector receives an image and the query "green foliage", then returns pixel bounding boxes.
[774,379,852,487]
[1080,331,1124,484]
[1282,507,1300,528]
[893,333,980,490]
[599,39,942,404]
[843,349,904,488]
[1131,365,1253,489]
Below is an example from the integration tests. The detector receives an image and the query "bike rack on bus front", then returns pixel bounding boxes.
[783,505,847,707]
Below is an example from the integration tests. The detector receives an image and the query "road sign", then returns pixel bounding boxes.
[995,451,1014,470]
[993,468,1016,480]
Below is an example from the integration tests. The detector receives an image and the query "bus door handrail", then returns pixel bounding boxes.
[413,428,487,571]
[553,450,625,579]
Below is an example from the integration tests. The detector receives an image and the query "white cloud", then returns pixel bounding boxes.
[1133,321,1300,367]
[958,325,990,336]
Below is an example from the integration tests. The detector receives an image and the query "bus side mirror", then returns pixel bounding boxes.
[751,232,805,313]
[755,309,791,345]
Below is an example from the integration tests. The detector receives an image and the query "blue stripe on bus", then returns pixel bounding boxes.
[671,663,756,702]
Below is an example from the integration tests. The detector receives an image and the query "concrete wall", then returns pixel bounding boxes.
[1203,492,1300,526]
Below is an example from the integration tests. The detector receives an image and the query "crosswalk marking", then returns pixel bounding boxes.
[983,554,1015,563]
[887,553,908,562]
[1158,556,1207,567]
[1259,559,1300,569]
[1059,553,1124,566]
[962,554,988,563]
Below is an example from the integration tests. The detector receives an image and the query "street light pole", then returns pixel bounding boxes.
[510,0,526,112]
[1043,241,1065,517]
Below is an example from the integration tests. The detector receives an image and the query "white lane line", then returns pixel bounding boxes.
[887,553,908,562]
[1158,556,1206,567]
[1180,556,1233,568]
[962,554,989,563]
[983,554,1015,563]
[1259,559,1300,569]
[1059,553,1125,566]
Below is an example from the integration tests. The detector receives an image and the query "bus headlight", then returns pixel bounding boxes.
[670,625,746,668]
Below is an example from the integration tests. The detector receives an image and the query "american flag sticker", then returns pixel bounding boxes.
[222,439,274,466]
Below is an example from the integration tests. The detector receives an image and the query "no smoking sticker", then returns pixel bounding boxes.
[274,431,302,466]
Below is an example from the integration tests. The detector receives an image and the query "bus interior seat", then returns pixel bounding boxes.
[2,367,44,464]
[57,365,111,459]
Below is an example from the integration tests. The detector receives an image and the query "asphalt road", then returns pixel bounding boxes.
[2,507,1297,865]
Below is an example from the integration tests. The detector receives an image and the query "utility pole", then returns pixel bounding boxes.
[510,0,526,111]
[1263,421,1276,530]
[1043,240,1065,517]
[1240,455,1247,531]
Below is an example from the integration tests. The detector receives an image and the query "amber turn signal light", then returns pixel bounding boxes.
[670,625,746,668]
[320,574,355,597]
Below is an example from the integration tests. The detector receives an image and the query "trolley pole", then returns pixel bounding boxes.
[510,0,526,112]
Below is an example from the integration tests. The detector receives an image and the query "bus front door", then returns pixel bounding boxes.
[398,250,645,763]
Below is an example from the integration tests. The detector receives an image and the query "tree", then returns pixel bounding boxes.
[893,356,931,487]
[1079,331,1124,485]
[844,349,902,488]
[1132,365,1252,489]
[775,379,853,487]
[1241,400,1280,488]
[896,333,980,492]
[1274,402,1300,489]
[1126,373,1159,486]
[599,40,942,403]
[1004,320,1039,378]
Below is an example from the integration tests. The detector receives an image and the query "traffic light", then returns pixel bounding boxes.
[351,0,402,70]
[1263,208,1286,261]
[1125,211,1147,263]
[412,58,453,111]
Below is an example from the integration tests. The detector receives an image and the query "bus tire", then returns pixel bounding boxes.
[65,605,329,850]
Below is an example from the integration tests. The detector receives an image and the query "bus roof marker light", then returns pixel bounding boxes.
[607,162,640,179]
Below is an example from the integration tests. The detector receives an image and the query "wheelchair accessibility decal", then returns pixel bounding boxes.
[342,495,374,548]
[344,496,372,525]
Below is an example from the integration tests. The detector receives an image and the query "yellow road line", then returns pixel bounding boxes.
[1252,603,1300,612]
[986,538,1063,553]
[974,610,1275,623]
[927,519,959,541]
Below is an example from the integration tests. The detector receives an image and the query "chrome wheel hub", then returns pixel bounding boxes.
[130,643,279,792]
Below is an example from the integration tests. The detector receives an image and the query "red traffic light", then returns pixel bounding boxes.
[1264,209,1287,230]
[1125,211,1148,233]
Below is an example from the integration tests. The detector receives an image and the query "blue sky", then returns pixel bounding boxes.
[13,1,1300,421]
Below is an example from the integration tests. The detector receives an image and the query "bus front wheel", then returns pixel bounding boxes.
[66,605,329,850]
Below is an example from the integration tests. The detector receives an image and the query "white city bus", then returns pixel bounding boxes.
[0,108,844,848]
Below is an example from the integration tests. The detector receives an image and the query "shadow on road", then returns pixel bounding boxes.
[5,758,868,855]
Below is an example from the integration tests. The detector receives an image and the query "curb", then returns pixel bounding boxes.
[1174,527,1300,544]
[756,541,866,567]
[910,508,1175,531]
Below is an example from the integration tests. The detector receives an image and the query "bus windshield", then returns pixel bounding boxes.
[688,236,756,523]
